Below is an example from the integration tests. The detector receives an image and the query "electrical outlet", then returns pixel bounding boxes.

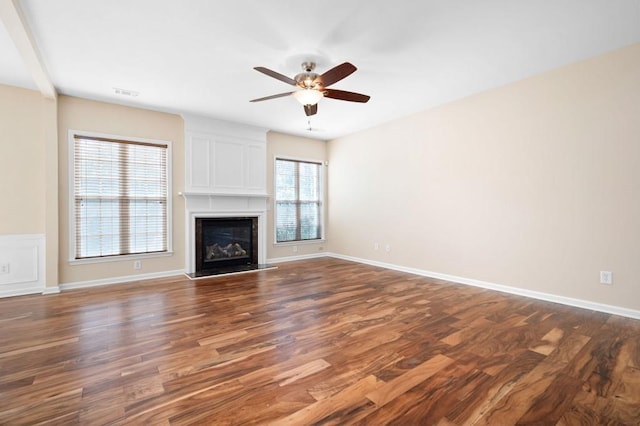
[374,242,379,251]
[133,260,142,270]
[600,271,612,285]
[385,244,391,253]
[0,263,9,274]
[292,245,298,253]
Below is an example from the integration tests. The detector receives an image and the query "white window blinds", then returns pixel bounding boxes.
[275,158,322,242]
[73,135,168,259]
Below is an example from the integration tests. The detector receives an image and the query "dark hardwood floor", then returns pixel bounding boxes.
[1,258,638,425]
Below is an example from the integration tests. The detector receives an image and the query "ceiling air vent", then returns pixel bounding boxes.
[113,87,139,97]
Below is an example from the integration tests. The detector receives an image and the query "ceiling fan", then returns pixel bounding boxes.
[250,61,370,116]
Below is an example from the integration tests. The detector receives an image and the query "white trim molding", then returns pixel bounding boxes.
[272,155,326,245]
[42,286,61,295]
[0,233,46,298]
[67,129,174,264]
[324,253,640,320]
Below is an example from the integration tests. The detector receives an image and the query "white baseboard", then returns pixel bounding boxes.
[326,253,640,320]
[0,285,47,298]
[41,252,640,320]
[60,269,185,291]
[267,252,327,264]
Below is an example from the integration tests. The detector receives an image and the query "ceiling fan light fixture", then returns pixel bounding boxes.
[252,62,368,117]
[293,88,323,106]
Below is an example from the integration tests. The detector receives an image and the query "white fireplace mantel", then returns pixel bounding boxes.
[181,115,269,273]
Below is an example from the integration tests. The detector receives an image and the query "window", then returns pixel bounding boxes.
[71,133,170,260]
[275,158,323,243]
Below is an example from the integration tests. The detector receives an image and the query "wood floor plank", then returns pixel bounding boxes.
[0,336,79,359]
[307,345,403,401]
[515,373,583,424]
[440,346,545,424]
[0,258,638,424]
[357,358,479,424]
[273,358,332,387]
[472,330,590,425]
[274,374,383,425]
[366,354,454,406]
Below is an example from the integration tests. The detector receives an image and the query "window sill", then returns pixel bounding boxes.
[68,251,174,266]
[274,239,325,247]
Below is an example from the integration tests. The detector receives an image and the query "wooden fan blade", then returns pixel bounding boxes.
[304,104,318,116]
[316,62,357,87]
[250,92,293,102]
[324,89,370,103]
[254,67,297,86]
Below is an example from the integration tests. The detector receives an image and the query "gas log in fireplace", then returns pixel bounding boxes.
[195,217,259,273]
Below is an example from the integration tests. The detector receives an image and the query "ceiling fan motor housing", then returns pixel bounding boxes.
[301,62,316,72]
[295,62,320,89]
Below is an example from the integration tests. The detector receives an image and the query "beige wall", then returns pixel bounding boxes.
[43,97,59,286]
[57,96,185,284]
[0,84,47,234]
[328,44,640,311]
[266,131,328,260]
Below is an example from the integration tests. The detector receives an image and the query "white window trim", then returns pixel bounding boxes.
[67,129,173,264]
[274,239,326,247]
[273,155,326,246]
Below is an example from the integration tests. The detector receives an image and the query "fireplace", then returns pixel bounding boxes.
[195,217,258,273]
[182,115,270,277]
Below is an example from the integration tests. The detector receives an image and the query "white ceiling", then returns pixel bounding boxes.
[2,0,639,140]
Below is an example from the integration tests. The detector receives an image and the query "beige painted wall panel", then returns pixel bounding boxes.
[57,96,185,284]
[0,84,46,234]
[266,131,328,260]
[328,44,640,311]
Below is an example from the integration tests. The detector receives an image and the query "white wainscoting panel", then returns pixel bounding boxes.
[187,134,212,189]
[0,234,45,297]
[183,114,267,195]
[213,138,245,190]
[245,143,266,190]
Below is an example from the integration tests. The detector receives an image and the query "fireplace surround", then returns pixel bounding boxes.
[182,115,270,278]
[184,206,270,278]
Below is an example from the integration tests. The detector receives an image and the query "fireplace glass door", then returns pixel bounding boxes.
[195,217,258,272]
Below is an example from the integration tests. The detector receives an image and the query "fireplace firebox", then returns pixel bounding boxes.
[195,217,258,273]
